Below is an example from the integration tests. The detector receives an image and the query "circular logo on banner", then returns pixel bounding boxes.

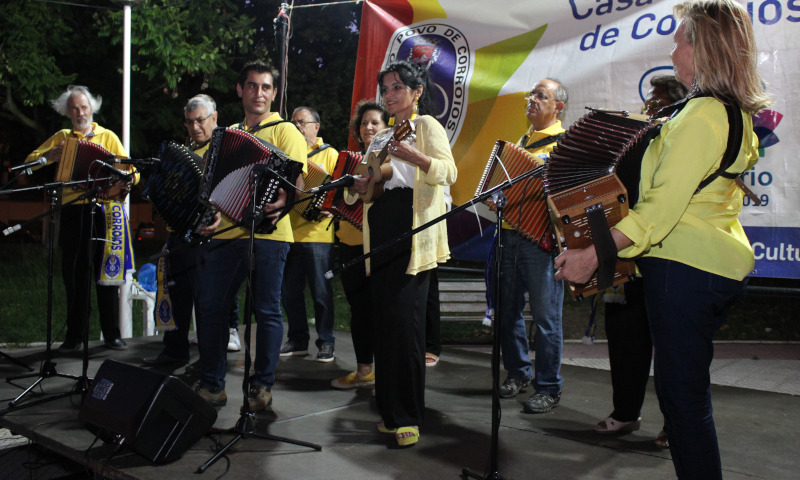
[103,253,122,278]
[384,23,473,145]
[157,298,173,326]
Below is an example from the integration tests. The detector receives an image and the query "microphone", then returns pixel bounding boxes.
[113,158,161,166]
[98,161,133,181]
[307,174,360,194]
[9,157,47,174]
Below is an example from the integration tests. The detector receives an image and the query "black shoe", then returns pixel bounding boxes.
[316,344,335,363]
[58,340,82,353]
[279,340,308,357]
[105,338,128,350]
[523,392,561,414]
[143,353,188,365]
[499,377,531,398]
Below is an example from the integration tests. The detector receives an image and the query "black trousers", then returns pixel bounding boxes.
[370,189,429,428]
[339,242,374,365]
[58,204,120,344]
[604,279,652,422]
[425,268,442,357]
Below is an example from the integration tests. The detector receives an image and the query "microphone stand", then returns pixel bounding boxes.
[325,165,544,480]
[1,178,114,415]
[197,165,321,474]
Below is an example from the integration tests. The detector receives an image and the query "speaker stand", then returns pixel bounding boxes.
[196,168,321,474]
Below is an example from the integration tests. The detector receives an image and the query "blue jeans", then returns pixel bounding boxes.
[281,242,335,350]
[496,230,564,394]
[638,258,745,480]
[195,238,289,392]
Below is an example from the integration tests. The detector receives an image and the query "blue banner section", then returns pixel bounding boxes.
[745,226,800,279]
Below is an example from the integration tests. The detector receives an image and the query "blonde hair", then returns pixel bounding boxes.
[675,0,773,114]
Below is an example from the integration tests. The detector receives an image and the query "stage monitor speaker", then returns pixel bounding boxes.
[79,359,217,464]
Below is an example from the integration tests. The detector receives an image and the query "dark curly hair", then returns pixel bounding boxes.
[377,61,435,116]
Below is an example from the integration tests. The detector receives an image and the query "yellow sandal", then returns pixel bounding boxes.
[377,421,397,434]
[395,426,419,447]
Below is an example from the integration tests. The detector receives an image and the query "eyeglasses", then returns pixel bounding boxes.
[524,91,551,102]
[293,120,318,127]
[183,113,213,126]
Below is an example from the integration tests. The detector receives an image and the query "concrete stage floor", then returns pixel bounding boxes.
[0,331,798,480]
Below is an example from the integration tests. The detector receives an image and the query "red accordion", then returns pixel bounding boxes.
[323,151,364,230]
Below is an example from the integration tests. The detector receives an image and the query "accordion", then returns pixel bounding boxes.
[55,138,127,199]
[292,160,332,222]
[543,108,662,298]
[141,141,215,242]
[200,127,303,234]
[474,140,551,246]
[323,151,364,230]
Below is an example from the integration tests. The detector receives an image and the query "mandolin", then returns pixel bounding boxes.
[355,119,413,203]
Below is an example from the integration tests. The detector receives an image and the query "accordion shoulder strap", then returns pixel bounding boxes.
[694,101,744,194]
[308,143,333,159]
[237,119,293,135]
[520,133,564,151]
[655,95,745,195]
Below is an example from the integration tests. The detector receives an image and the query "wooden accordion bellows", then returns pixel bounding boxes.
[200,127,303,234]
[543,109,662,298]
[474,140,551,246]
[292,160,332,222]
[55,138,126,199]
[142,141,215,242]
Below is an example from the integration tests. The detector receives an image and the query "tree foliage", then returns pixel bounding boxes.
[0,0,361,162]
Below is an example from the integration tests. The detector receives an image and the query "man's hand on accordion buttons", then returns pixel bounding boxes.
[263,188,288,224]
[554,246,599,285]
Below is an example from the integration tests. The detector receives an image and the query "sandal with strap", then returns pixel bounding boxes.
[655,429,670,449]
[395,426,419,447]
[377,421,397,434]
[425,353,439,367]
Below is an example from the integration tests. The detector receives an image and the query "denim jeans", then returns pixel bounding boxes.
[281,242,335,350]
[496,230,564,394]
[638,257,745,480]
[195,238,289,392]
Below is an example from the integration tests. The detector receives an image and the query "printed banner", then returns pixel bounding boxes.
[351,0,799,278]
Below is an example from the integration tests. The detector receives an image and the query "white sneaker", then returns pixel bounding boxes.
[227,328,241,352]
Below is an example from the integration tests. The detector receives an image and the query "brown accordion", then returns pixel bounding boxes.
[200,127,303,234]
[141,141,215,242]
[323,151,364,229]
[292,160,332,222]
[543,109,662,299]
[475,140,551,246]
[55,138,126,199]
